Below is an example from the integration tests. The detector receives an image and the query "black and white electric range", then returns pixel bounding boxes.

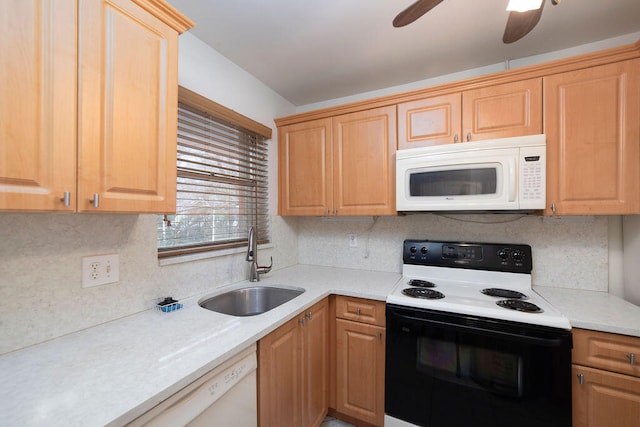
[385,240,572,427]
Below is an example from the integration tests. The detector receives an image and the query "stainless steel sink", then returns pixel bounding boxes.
[199,285,305,316]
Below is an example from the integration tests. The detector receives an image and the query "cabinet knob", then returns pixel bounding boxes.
[466,132,472,142]
[627,353,636,365]
[454,134,459,143]
[334,208,337,215]
[306,311,313,321]
[90,193,100,208]
[326,208,330,215]
[60,192,71,207]
[299,317,305,326]
[577,373,584,385]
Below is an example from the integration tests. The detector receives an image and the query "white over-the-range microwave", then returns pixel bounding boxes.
[396,134,546,212]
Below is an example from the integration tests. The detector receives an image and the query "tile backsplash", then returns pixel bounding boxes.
[0,211,610,355]
[297,214,609,291]
[0,214,298,355]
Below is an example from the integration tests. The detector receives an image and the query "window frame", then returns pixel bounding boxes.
[157,86,272,258]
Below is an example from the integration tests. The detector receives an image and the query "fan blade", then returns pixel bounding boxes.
[502,0,545,44]
[393,0,445,28]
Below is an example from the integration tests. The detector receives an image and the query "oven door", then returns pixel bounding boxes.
[385,304,572,427]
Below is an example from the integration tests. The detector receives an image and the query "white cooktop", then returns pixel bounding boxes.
[388,265,571,330]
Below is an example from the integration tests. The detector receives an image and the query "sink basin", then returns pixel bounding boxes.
[199,285,305,316]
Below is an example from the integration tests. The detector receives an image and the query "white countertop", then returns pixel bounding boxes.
[2,264,640,426]
[535,286,640,337]
[0,265,400,427]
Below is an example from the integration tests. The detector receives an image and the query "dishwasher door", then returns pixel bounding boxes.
[130,344,257,427]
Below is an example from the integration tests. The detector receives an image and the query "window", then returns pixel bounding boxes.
[158,87,271,257]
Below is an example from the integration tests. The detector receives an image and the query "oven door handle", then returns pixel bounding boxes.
[392,312,567,347]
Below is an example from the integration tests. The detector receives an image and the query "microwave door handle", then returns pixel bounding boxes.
[508,158,516,202]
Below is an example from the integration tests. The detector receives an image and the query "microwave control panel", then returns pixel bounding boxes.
[519,146,546,209]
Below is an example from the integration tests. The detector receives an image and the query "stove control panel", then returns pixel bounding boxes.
[403,240,532,273]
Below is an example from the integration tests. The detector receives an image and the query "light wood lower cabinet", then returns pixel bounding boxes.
[334,296,385,426]
[544,59,640,215]
[572,328,640,427]
[258,298,329,427]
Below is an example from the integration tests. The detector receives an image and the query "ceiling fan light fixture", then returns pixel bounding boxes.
[506,0,543,13]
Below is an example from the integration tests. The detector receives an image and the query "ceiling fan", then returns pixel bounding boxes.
[393,0,561,44]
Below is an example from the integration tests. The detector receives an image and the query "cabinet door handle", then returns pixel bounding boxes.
[453,133,459,143]
[299,317,305,326]
[577,373,584,385]
[627,353,636,365]
[60,192,71,207]
[378,332,383,341]
[356,307,361,316]
[551,202,557,213]
[466,132,472,142]
[334,208,337,215]
[306,311,312,320]
[90,193,100,208]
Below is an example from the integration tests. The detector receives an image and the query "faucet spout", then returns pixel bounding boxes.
[247,226,272,282]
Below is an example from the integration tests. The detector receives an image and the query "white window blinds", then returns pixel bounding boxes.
[158,100,269,257]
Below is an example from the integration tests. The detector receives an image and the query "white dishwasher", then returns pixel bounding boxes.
[130,344,257,427]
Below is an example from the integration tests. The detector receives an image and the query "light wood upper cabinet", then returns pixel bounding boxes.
[0,0,77,211]
[259,298,329,427]
[544,59,640,215]
[78,0,182,213]
[398,78,542,149]
[397,93,462,149]
[278,118,333,216]
[0,0,193,213]
[278,106,396,216]
[332,106,396,216]
[572,328,640,427]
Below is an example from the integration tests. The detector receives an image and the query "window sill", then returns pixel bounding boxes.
[158,243,275,266]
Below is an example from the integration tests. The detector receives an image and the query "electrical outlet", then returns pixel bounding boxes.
[82,254,119,288]
[348,234,358,248]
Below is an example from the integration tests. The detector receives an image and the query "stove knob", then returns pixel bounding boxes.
[420,247,428,255]
[497,249,510,260]
[512,250,524,261]
[410,246,417,254]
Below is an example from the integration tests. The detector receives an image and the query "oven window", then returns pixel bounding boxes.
[409,168,497,197]
[418,337,522,397]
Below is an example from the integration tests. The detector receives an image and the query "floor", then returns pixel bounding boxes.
[320,416,355,427]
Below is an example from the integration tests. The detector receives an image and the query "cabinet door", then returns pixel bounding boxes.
[332,106,396,216]
[398,93,462,149]
[278,118,333,215]
[573,365,640,427]
[302,299,329,427]
[544,60,640,215]
[258,317,302,427]
[336,319,385,426]
[78,0,178,213]
[0,0,77,211]
[462,78,542,142]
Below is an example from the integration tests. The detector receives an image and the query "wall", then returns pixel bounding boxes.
[297,215,610,291]
[0,33,298,356]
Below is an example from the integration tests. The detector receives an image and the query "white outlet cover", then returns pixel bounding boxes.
[82,254,119,288]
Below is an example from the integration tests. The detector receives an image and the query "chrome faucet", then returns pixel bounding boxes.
[246,226,273,282]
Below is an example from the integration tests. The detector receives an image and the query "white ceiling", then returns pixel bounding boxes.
[167,0,640,106]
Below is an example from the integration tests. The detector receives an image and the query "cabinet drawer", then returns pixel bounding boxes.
[573,328,640,377]
[335,296,385,326]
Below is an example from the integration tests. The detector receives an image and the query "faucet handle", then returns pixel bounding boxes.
[257,256,273,275]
